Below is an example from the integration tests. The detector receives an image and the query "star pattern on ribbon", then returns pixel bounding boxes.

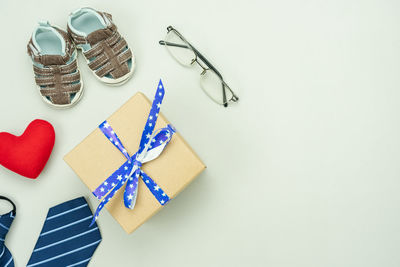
[90,80,176,225]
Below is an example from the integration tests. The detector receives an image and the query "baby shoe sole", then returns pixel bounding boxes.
[99,62,135,86]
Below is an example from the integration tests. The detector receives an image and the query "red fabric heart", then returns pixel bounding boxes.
[0,119,55,179]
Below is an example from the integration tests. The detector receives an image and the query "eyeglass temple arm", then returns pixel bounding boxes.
[159,40,190,49]
[159,40,224,79]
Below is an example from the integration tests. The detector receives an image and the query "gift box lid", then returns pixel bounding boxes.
[64,91,206,234]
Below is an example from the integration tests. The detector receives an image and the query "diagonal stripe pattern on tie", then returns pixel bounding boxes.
[27,197,102,267]
[0,196,16,267]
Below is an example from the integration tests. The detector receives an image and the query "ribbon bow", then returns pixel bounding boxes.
[91,80,176,225]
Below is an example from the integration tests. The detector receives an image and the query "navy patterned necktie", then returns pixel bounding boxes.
[27,197,102,267]
[0,196,16,267]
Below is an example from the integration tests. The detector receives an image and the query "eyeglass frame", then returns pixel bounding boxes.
[159,26,239,107]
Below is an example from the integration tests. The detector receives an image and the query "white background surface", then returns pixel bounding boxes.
[1,0,400,266]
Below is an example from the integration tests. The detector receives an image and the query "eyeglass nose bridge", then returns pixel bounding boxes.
[191,58,208,74]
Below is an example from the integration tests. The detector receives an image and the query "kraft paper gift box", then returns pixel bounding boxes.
[64,88,206,234]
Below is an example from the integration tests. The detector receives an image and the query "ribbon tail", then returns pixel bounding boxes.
[137,80,165,154]
[90,175,128,227]
[141,171,170,206]
[124,168,140,209]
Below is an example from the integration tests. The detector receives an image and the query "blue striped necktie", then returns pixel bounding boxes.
[0,196,16,267]
[27,197,102,267]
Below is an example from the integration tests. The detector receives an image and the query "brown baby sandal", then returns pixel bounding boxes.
[67,8,135,85]
[27,21,83,108]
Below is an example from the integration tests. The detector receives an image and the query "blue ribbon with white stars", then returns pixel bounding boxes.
[90,80,176,226]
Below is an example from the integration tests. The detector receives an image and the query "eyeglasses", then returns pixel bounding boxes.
[159,26,239,107]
